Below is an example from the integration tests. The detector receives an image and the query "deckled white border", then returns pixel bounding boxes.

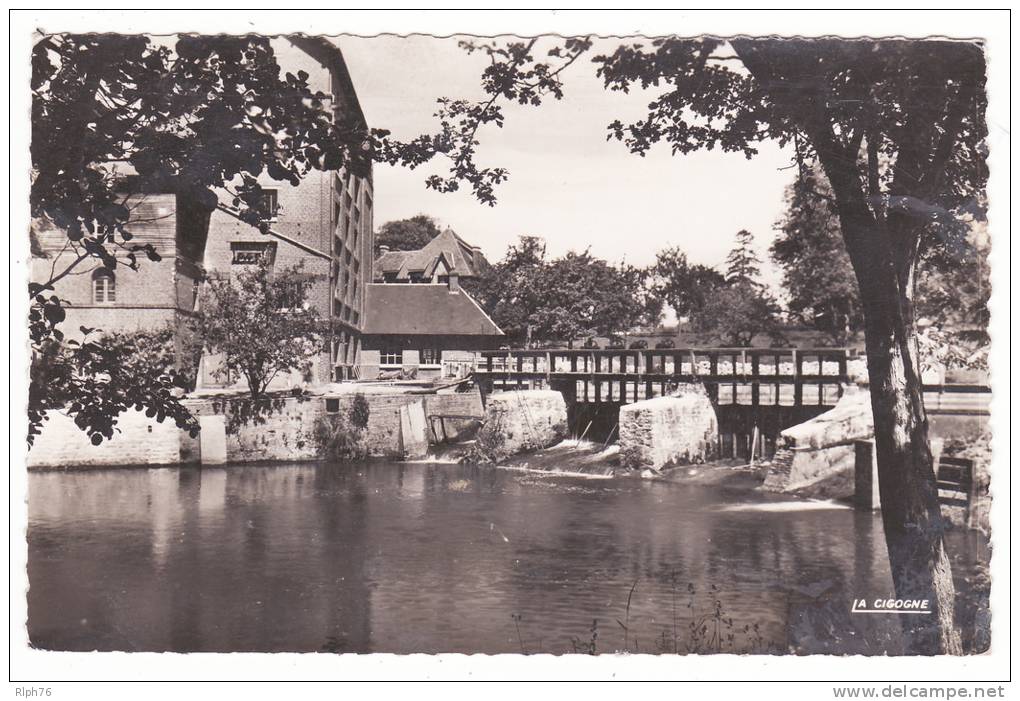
[6,8,1012,690]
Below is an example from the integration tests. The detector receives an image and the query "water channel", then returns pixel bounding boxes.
[27,458,990,654]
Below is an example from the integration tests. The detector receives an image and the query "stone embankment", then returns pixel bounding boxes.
[618,383,718,471]
[27,386,486,468]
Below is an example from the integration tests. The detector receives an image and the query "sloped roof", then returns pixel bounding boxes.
[375,249,411,273]
[376,228,489,281]
[363,284,503,336]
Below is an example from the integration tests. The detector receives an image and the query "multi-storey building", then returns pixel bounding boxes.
[32,37,374,390]
[197,37,374,387]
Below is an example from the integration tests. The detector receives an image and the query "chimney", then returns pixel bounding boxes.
[448,272,460,292]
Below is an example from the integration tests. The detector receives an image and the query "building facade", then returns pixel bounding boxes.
[30,192,207,356]
[199,37,374,387]
[359,280,504,380]
[360,229,502,379]
[375,228,489,284]
[32,37,373,392]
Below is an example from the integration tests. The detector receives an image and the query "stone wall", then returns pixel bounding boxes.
[28,387,486,468]
[482,390,568,456]
[27,409,185,468]
[763,387,873,494]
[618,384,718,470]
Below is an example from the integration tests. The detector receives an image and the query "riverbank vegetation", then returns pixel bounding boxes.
[312,394,371,461]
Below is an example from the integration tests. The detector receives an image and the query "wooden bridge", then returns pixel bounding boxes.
[473,347,990,414]
[475,347,852,408]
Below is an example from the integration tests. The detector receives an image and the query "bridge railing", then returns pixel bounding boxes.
[476,347,849,379]
[475,347,852,407]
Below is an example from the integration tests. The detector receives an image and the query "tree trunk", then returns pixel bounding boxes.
[856,243,962,655]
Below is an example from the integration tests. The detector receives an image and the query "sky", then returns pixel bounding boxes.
[338,35,795,285]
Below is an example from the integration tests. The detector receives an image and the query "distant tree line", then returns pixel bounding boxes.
[377,179,989,358]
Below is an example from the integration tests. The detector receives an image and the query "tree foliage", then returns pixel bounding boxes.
[771,170,863,345]
[27,328,199,447]
[100,323,205,392]
[648,246,726,319]
[724,229,762,285]
[198,262,324,401]
[375,214,441,255]
[472,237,658,346]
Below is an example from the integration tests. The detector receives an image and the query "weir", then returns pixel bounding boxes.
[474,347,851,455]
[472,347,991,458]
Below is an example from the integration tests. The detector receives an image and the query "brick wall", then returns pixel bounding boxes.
[31,193,195,342]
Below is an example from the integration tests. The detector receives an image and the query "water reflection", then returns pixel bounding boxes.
[27,462,987,654]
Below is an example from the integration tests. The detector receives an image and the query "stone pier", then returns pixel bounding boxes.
[763,386,873,495]
[481,389,568,456]
[617,384,718,470]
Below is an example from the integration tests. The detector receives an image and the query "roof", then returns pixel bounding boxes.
[363,284,504,336]
[375,249,411,273]
[376,228,490,281]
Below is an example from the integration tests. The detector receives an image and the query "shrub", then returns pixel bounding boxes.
[312,395,372,461]
[349,393,370,430]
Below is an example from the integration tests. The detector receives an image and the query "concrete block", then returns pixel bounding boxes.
[764,387,873,493]
[399,400,429,458]
[199,414,227,465]
[483,389,567,455]
[618,387,718,470]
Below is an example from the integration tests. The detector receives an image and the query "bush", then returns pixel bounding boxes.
[312,395,371,461]
[349,393,370,430]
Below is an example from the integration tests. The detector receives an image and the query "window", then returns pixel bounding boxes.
[231,241,275,265]
[260,189,279,220]
[380,348,402,366]
[92,268,116,303]
[325,398,341,414]
[421,346,441,366]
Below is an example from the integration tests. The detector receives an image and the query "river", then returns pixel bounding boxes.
[26,459,990,654]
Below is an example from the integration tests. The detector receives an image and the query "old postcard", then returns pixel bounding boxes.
[8,8,1011,692]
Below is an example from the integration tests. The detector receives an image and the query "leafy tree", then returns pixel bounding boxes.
[375,214,441,255]
[648,247,726,319]
[382,36,988,653]
[100,323,205,393]
[678,231,781,347]
[29,34,372,443]
[915,218,991,372]
[471,235,548,345]
[771,170,864,345]
[532,250,650,344]
[198,262,324,401]
[472,238,656,347]
[724,229,763,285]
[27,329,197,447]
[691,283,781,347]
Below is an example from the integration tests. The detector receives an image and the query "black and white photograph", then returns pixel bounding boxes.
[8,8,1012,690]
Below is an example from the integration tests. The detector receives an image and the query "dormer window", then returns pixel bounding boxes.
[92,268,116,303]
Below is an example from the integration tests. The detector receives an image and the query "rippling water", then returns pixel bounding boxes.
[26,461,989,654]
